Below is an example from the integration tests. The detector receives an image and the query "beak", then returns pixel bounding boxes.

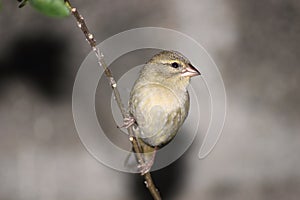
[181,64,201,77]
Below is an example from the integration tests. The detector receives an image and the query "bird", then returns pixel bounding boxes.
[126,50,200,174]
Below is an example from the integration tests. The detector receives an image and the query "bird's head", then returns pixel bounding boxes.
[141,50,201,90]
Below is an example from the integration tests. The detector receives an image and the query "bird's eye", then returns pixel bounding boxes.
[171,62,179,68]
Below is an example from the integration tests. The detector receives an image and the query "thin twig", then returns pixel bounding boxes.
[64,1,161,199]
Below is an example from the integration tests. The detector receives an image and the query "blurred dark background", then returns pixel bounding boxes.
[0,0,299,199]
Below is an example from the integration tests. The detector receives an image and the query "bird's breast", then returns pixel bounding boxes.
[129,83,189,147]
[131,83,185,114]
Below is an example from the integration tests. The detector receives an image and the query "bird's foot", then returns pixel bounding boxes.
[118,116,135,129]
[138,159,154,175]
[137,149,157,175]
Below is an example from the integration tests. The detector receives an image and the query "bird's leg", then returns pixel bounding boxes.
[118,115,136,129]
[138,147,157,175]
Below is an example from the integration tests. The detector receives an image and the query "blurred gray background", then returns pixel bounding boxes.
[0,0,299,199]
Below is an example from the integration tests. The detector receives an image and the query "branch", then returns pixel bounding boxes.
[64,1,161,199]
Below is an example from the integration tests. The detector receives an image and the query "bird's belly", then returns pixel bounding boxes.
[130,85,187,147]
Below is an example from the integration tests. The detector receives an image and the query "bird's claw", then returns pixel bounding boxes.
[138,162,153,175]
[137,147,157,175]
[119,116,135,129]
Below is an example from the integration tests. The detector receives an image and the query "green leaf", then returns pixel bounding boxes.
[28,0,70,17]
